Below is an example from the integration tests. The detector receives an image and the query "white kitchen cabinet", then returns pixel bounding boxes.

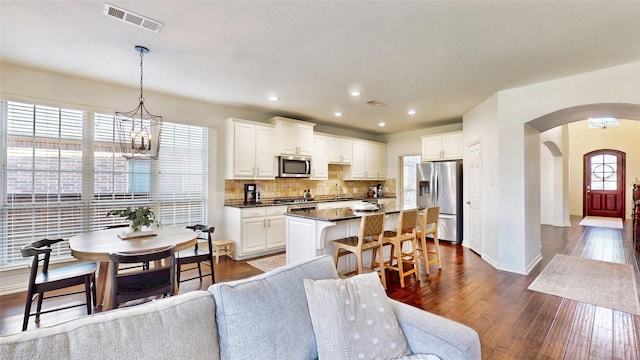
[327,136,352,164]
[344,140,387,180]
[270,117,315,156]
[223,206,287,260]
[265,209,286,249]
[242,216,267,253]
[225,118,275,179]
[311,135,328,180]
[421,131,463,161]
[349,141,366,179]
[371,142,387,179]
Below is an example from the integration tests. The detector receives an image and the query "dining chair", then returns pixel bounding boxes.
[176,225,215,288]
[109,245,176,309]
[416,206,441,275]
[104,223,149,270]
[20,238,97,331]
[330,212,386,289]
[377,209,421,287]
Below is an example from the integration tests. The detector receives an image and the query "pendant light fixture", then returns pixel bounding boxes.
[115,45,162,160]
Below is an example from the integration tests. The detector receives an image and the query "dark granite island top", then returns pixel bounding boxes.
[284,204,418,222]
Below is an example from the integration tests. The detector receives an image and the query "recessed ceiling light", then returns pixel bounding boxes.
[408,109,416,115]
[269,96,279,101]
[378,122,386,127]
[350,91,361,97]
[334,112,342,117]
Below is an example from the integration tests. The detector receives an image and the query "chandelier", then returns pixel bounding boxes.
[115,45,162,160]
[588,117,619,129]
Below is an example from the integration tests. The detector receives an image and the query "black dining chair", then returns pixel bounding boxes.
[176,225,215,288]
[104,224,149,270]
[109,245,176,309]
[21,238,97,331]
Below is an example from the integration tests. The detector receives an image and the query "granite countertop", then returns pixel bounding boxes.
[224,196,396,209]
[284,204,419,222]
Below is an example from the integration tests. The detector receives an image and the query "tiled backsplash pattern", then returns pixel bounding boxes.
[225,165,395,204]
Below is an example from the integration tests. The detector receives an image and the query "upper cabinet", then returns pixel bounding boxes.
[344,140,387,180]
[269,117,315,156]
[327,136,353,164]
[311,135,329,180]
[225,118,275,180]
[421,131,463,161]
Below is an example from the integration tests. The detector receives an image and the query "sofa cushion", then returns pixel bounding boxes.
[209,255,338,360]
[303,272,411,360]
[0,291,218,360]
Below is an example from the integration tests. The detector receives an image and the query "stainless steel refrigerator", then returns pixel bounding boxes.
[417,160,463,244]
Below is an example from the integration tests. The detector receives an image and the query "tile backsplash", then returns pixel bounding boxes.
[225,165,395,204]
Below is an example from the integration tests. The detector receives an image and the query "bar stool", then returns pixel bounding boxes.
[330,212,386,289]
[378,209,421,288]
[416,206,441,275]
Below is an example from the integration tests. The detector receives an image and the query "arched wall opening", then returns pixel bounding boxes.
[530,104,640,230]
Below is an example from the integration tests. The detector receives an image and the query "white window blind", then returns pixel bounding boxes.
[1,100,208,268]
[1,101,84,265]
[154,122,208,226]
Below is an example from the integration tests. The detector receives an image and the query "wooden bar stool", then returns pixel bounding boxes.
[377,209,421,288]
[212,240,234,263]
[330,212,386,289]
[416,206,441,275]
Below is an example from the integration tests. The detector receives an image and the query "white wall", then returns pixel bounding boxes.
[464,61,640,274]
[461,94,499,263]
[540,125,571,227]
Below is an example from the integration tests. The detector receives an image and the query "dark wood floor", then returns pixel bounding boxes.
[2,216,639,359]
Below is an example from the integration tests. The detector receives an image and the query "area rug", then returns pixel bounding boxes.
[528,254,640,315]
[578,216,623,229]
[247,253,286,273]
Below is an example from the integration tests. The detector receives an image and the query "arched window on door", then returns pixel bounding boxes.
[583,149,626,218]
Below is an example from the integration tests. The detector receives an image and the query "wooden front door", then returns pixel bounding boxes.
[583,149,625,218]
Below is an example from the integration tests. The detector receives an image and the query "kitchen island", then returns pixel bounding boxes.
[284,204,417,272]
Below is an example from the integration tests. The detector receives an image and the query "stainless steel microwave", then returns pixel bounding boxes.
[278,156,311,178]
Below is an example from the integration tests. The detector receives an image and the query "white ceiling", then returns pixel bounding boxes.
[2,1,639,135]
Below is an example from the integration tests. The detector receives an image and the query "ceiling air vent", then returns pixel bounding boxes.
[365,99,386,107]
[104,3,164,33]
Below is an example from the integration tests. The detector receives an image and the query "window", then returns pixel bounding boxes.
[401,155,421,207]
[1,100,208,268]
[590,154,617,191]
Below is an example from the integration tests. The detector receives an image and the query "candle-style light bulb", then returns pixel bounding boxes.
[140,129,148,150]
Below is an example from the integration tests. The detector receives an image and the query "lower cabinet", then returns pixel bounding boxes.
[223,206,287,260]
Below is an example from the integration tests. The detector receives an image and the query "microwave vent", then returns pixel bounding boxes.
[103,3,164,33]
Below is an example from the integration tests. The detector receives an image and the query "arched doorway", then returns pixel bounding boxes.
[583,149,626,218]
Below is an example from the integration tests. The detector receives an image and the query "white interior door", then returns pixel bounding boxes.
[466,140,482,254]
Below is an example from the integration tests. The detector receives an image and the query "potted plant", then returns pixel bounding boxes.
[107,206,159,233]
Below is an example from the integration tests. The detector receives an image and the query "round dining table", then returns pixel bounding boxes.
[69,226,197,311]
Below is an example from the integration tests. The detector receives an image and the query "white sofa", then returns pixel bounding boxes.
[0,256,480,359]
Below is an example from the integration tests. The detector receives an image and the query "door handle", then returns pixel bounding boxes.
[466,201,471,205]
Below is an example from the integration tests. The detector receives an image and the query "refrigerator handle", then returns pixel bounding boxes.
[433,170,438,205]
